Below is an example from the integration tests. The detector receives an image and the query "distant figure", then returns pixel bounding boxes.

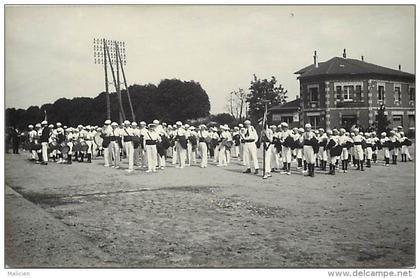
[11,127,20,154]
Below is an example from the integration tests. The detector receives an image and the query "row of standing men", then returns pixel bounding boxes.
[25,120,412,178]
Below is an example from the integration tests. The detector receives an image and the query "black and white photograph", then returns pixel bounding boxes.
[3,3,416,277]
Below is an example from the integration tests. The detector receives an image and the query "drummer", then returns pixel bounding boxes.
[85,125,94,163]
[102,120,113,167]
[110,122,122,169]
[144,122,161,173]
[35,123,43,164]
[28,124,38,161]
[154,120,168,170]
[65,127,75,164]
[122,120,135,172]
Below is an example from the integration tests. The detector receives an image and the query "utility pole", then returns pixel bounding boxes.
[104,42,126,123]
[116,42,135,122]
[103,39,111,120]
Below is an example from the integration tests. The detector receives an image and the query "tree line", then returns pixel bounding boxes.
[6,79,212,130]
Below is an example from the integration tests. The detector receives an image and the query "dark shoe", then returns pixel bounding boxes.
[243,168,251,173]
[254,169,259,175]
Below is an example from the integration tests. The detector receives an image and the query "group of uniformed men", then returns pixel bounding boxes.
[25,119,413,178]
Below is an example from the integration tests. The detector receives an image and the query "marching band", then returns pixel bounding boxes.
[23,119,413,179]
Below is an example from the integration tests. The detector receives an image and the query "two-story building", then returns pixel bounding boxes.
[294,50,415,134]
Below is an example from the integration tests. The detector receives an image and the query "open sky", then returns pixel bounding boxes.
[5,5,415,113]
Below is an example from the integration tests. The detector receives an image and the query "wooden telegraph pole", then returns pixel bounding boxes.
[103,38,111,120]
[104,41,126,123]
[115,42,135,122]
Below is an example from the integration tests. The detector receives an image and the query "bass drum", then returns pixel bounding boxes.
[61,145,70,155]
[30,142,42,151]
[73,141,82,152]
[80,141,89,152]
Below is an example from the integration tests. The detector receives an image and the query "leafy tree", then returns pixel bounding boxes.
[5,78,211,129]
[209,113,237,127]
[247,75,288,123]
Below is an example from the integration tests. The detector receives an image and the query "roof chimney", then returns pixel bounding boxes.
[361,55,364,61]
[343,49,347,58]
[313,50,318,68]
[398,64,401,71]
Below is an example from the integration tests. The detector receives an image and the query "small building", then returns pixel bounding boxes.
[268,97,301,128]
[294,50,415,134]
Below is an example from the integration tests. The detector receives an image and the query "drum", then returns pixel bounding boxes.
[73,141,82,152]
[223,140,233,149]
[132,136,141,149]
[330,145,343,157]
[178,136,187,149]
[61,145,70,155]
[30,142,42,151]
[80,141,89,152]
[49,141,59,150]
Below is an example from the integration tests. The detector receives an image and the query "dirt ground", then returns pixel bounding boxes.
[5,147,415,268]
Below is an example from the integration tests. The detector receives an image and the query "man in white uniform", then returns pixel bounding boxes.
[122,120,135,172]
[197,124,209,168]
[242,120,259,175]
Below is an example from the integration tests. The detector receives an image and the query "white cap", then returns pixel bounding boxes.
[189,126,195,130]
[48,124,54,128]
[56,122,62,127]
[41,120,48,125]
[77,125,83,128]
[319,128,325,132]
[238,123,244,128]
[339,128,346,133]
[381,132,387,136]
[397,125,403,129]
[148,123,156,128]
[244,120,251,125]
[153,120,159,124]
[28,124,34,129]
[104,120,111,125]
[281,122,288,127]
[35,123,41,128]
[185,124,190,128]
[131,122,137,126]
[298,128,304,133]
[111,122,118,126]
[326,130,333,135]
[353,128,359,132]
[140,121,146,126]
[304,123,311,129]
[176,121,182,126]
[124,120,130,125]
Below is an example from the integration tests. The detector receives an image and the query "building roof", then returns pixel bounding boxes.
[269,98,301,111]
[294,57,415,80]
